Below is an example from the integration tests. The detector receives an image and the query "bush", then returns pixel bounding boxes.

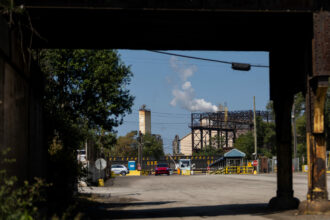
[0,149,49,219]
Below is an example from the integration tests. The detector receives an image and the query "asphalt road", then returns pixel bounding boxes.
[80,173,330,220]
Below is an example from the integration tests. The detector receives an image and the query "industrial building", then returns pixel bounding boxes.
[139,105,151,135]
[176,110,271,156]
[138,104,163,148]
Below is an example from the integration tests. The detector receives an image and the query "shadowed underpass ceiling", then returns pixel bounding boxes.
[19,0,325,50]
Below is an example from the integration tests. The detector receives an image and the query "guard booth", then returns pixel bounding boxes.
[224,148,246,167]
[210,148,251,174]
[179,159,191,175]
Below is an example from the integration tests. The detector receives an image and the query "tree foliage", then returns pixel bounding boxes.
[0,149,49,220]
[38,49,134,215]
[234,116,274,159]
[234,131,255,160]
[40,49,134,131]
[110,131,138,157]
[193,146,224,156]
[142,134,164,160]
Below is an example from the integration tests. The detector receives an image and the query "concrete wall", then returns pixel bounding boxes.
[0,16,45,181]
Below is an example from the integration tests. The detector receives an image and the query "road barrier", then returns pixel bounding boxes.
[210,166,254,174]
[225,166,254,174]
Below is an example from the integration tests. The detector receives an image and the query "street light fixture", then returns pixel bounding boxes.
[231,63,251,71]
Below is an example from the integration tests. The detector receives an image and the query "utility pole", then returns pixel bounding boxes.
[292,103,297,171]
[138,131,143,170]
[253,96,258,160]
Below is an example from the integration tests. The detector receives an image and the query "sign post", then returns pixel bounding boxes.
[95,158,107,186]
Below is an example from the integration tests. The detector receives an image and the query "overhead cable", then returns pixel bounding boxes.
[148,50,269,68]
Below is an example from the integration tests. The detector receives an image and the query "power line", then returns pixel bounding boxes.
[133,109,190,116]
[152,111,190,116]
[148,50,269,68]
[123,120,187,125]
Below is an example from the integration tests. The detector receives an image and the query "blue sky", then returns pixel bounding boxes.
[115,50,270,154]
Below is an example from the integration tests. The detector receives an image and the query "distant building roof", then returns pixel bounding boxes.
[179,133,191,141]
[224,148,246,158]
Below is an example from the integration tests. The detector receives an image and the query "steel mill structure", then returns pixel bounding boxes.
[189,111,271,152]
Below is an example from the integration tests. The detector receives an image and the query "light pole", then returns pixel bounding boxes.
[138,131,143,170]
[292,103,297,171]
[253,96,258,160]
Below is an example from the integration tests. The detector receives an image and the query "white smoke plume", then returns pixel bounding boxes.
[169,56,218,112]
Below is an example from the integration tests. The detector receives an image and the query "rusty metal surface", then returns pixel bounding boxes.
[305,74,329,201]
[313,12,330,76]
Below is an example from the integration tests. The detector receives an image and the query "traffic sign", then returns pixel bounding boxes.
[252,160,258,166]
[95,158,107,170]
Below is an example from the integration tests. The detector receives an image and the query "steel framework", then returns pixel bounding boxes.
[190,111,271,152]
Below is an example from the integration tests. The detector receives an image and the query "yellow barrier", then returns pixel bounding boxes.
[127,170,141,176]
[181,170,191,176]
[224,166,254,174]
[98,178,104,186]
[302,165,308,172]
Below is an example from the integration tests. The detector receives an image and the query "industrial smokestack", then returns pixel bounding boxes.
[139,105,151,135]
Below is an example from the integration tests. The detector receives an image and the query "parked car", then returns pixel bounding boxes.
[155,163,170,176]
[77,149,87,163]
[111,164,129,176]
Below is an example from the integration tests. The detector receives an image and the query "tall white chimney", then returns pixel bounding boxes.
[139,105,151,135]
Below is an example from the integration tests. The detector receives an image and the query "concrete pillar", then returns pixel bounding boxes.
[268,47,300,210]
[268,95,300,210]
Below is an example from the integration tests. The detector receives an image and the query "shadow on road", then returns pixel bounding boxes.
[83,202,283,219]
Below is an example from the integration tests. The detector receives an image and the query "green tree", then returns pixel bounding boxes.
[266,101,275,119]
[38,49,134,215]
[234,115,275,159]
[234,131,254,160]
[296,114,306,158]
[293,92,305,117]
[291,92,307,163]
[263,122,276,155]
[192,146,224,156]
[88,129,117,157]
[111,131,138,157]
[142,134,164,160]
[40,49,134,131]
